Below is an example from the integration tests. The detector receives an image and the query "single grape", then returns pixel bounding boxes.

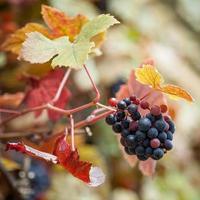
[125,135,136,146]
[137,154,148,161]
[123,98,131,106]
[138,117,152,132]
[133,98,140,105]
[145,147,153,156]
[135,145,145,156]
[108,97,118,107]
[147,128,158,138]
[121,119,131,129]
[131,111,141,121]
[168,120,175,133]
[135,131,146,142]
[105,114,116,125]
[117,100,127,110]
[121,129,130,137]
[160,104,168,113]
[127,104,138,114]
[112,122,122,133]
[140,101,149,109]
[158,132,167,142]
[166,131,173,140]
[146,113,156,123]
[164,140,173,150]
[116,111,126,121]
[152,148,164,160]
[154,119,166,132]
[130,95,137,102]
[129,121,138,132]
[150,138,161,148]
[150,105,161,116]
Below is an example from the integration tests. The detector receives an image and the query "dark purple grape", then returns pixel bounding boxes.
[158,132,167,142]
[135,145,145,156]
[116,111,126,121]
[112,122,122,133]
[117,100,127,110]
[145,147,153,156]
[124,147,135,155]
[121,119,131,129]
[105,114,116,125]
[131,111,141,121]
[127,104,138,114]
[146,113,156,123]
[125,135,136,146]
[164,140,173,150]
[155,119,166,132]
[135,131,146,142]
[138,117,151,132]
[137,154,148,161]
[152,148,164,160]
[147,128,158,138]
[123,98,131,106]
[166,131,173,140]
[121,129,130,137]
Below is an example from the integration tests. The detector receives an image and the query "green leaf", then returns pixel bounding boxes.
[51,40,94,69]
[21,32,94,69]
[21,14,119,69]
[76,14,119,42]
[20,32,67,63]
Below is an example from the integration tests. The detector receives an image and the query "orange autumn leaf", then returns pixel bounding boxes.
[135,64,194,102]
[0,92,25,108]
[2,23,49,55]
[135,64,164,89]
[161,84,194,102]
[41,5,87,41]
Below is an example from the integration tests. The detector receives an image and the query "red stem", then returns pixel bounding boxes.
[51,68,71,103]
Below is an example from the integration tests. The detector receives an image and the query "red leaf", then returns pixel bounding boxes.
[6,142,58,163]
[25,69,71,121]
[6,136,105,187]
[53,136,105,186]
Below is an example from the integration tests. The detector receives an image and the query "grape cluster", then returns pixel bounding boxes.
[106,96,175,161]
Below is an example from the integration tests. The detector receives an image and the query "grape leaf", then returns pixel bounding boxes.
[41,5,87,41]
[2,23,49,55]
[21,14,119,69]
[6,136,105,187]
[161,84,194,102]
[135,64,164,89]
[20,32,67,64]
[76,14,119,42]
[135,64,194,102]
[25,68,71,121]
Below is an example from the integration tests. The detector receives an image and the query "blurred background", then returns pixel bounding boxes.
[0,0,200,199]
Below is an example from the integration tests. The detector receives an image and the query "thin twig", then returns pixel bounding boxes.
[70,115,75,151]
[51,68,71,103]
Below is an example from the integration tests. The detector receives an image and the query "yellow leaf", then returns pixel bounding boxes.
[41,5,87,41]
[2,23,49,55]
[1,158,20,171]
[161,84,194,102]
[135,64,164,89]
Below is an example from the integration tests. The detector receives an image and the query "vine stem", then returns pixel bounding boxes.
[74,110,114,129]
[70,115,75,151]
[0,65,113,128]
[51,68,71,103]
